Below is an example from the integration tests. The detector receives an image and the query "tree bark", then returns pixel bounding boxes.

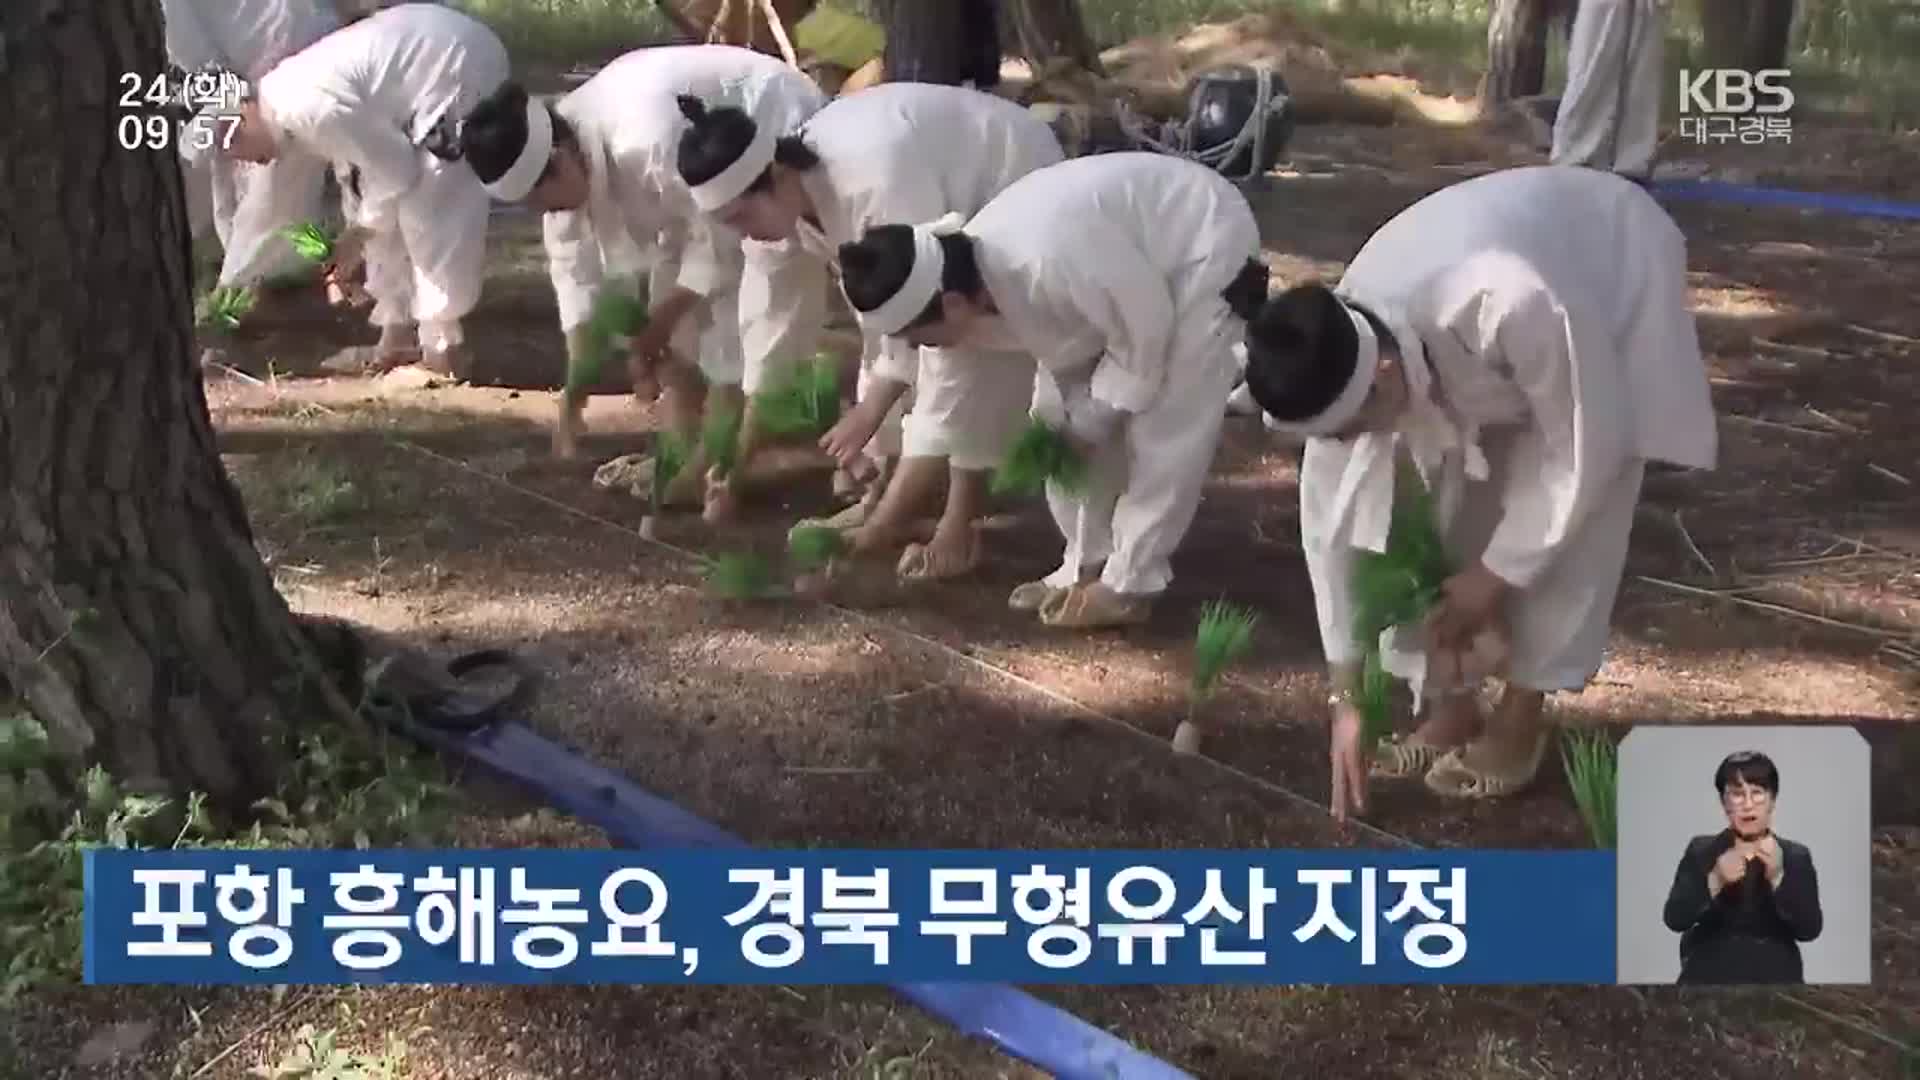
[880,0,1003,87]
[1005,0,1104,77]
[0,0,338,804]
[1481,0,1555,105]
[1699,0,1796,72]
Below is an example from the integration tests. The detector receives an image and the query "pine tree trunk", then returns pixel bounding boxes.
[881,0,1001,85]
[0,0,334,804]
[1006,0,1104,76]
[1700,0,1796,71]
[1482,0,1555,104]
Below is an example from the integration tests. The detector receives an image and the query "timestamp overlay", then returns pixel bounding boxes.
[116,69,251,153]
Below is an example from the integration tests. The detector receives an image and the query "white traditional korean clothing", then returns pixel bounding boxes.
[788,83,1064,469]
[254,3,507,350]
[1552,0,1668,179]
[962,152,1261,596]
[1289,165,1716,696]
[163,0,340,285]
[541,45,828,390]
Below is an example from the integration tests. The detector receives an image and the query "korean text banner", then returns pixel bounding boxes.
[85,849,1617,986]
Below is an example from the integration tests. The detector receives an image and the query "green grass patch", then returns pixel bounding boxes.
[461,0,668,63]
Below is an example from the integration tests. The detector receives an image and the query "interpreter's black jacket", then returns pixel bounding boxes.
[1663,830,1822,985]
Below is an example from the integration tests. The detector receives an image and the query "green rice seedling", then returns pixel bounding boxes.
[750,353,842,440]
[1191,600,1259,703]
[1349,459,1453,748]
[702,551,777,600]
[282,221,335,263]
[650,429,690,518]
[1561,727,1619,849]
[787,524,846,573]
[568,281,649,396]
[700,398,744,480]
[1173,599,1258,753]
[195,286,255,332]
[991,416,1088,497]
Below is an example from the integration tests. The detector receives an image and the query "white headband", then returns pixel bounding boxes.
[856,212,969,337]
[483,97,554,202]
[1260,300,1381,437]
[689,118,777,212]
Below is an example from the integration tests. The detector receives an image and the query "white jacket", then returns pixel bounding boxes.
[1295,164,1717,665]
[160,0,340,80]
[963,152,1261,414]
[541,45,826,333]
[791,82,1064,385]
[254,3,508,231]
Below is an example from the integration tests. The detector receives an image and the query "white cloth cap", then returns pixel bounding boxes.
[483,96,553,202]
[856,212,969,337]
[688,118,777,212]
[1260,301,1380,438]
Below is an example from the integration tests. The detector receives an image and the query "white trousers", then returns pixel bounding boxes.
[1382,425,1647,696]
[1552,0,1666,178]
[354,154,488,351]
[185,150,334,285]
[739,234,830,395]
[903,346,1038,471]
[1035,298,1243,597]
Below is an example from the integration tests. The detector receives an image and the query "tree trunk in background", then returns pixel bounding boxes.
[1482,0,1554,104]
[0,0,338,804]
[1006,0,1104,76]
[879,0,975,84]
[1699,0,1796,72]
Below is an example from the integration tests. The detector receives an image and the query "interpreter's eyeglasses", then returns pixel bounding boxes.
[1722,786,1771,806]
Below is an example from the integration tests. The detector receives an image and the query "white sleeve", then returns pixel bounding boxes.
[1055,236,1176,414]
[160,0,222,72]
[673,212,744,298]
[1473,285,1635,589]
[543,207,604,334]
[1300,435,1363,666]
[288,99,422,229]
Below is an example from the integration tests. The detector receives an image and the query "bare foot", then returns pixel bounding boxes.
[701,470,740,525]
[552,413,584,460]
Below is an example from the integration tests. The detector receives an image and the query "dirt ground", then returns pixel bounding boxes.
[11,94,1920,1080]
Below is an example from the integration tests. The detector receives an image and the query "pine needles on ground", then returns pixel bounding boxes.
[195,286,255,332]
[751,354,842,440]
[787,525,845,573]
[568,280,649,395]
[1191,600,1258,702]
[1349,459,1453,747]
[992,416,1089,497]
[282,221,335,264]
[701,399,744,480]
[703,551,776,600]
[1561,728,1619,849]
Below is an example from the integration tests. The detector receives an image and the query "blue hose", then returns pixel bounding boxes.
[409,719,1196,1080]
[1649,178,1920,221]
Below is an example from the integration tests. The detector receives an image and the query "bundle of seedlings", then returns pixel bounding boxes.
[638,429,691,541]
[1172,600,1259,754]
[283,221,336,264]
[750,353,842,441]
[1560,727,1618,848]
[194,286,256,333]
[786,524,846,598]
[701,551,780,601]
[990,416,1089,497]
[1348,460,1455,751]
[570,281,650,398]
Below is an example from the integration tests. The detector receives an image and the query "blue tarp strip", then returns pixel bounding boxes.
[1650,179,1920,221]
[414,720,1196,1080]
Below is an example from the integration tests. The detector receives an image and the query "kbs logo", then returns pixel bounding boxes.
[1677,70,1792,146]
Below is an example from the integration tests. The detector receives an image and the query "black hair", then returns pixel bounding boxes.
[1241,283,1374,424]
[457,81,575,184]
[837,225,984,330]
[1714,751,1781,797]
[674,94,820,197]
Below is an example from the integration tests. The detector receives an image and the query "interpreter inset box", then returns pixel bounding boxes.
[1615,725,1871,986]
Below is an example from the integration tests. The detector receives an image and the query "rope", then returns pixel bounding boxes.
[1113,64,1288,184]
